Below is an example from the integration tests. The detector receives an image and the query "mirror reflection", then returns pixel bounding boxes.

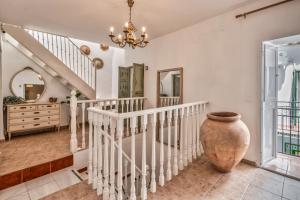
[158,68,182,107]
[10,67,45,102]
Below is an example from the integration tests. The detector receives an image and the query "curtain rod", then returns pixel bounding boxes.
[236,0,294,19]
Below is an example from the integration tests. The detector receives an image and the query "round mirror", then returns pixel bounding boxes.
[10,67,45,102]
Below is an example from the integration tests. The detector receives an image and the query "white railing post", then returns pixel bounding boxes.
[88,110,93,184]
[196,105,201,156]
[81,103,86,149]
[97,114,103,195]
[150,113,157,193]
[184,107,189,166]
[141,114,148,200]
[192,105,197,160]
[103,116,110,200]
[70,90,78,153]
[130,116,137,200]
[166,110,172,181]
[173,109,179,175]
[117,119,124,200]
[92,112,98,189]
[187,106,193,163]
[179,108,184,170]
[159,111,165,186]
[110,118,116,200]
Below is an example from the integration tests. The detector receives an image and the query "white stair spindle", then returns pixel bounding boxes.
[179,108,184,170]
[173,109,179,175]
[166,111,172,181]
[126,100,130,136]
[121,100,124,114]
[196,104,201,156]
[124,159,128,199]
[200,104,206,154]
[97,114,103,195]
[81,103,86,149]
[130,116,137,200]
[159,111,165,186]
[150,113,157,193]
[92,112,98,189]
[117,119,124,200]
[70,90,78,153]
[141,98,144,110]
[187,106,193,163]
[103,116,110,200]
[192,106,197,160]
[134,99,138,111]
[88,110,93,184]
[110,118,116,200]
[141,115,148,200]
[184,107,189,166]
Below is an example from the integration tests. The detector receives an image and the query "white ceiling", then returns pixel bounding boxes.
[0,0,256,44]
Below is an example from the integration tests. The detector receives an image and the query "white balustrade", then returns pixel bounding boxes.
[87,100,208,199]
[160,96,181,107]
[69,91,146,153]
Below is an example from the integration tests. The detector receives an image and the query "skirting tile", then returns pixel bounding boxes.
[0,155,73,190]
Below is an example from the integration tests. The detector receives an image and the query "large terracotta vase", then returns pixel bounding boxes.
[200,112,250,172]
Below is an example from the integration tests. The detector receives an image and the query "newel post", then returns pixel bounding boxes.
[70,90,78,153]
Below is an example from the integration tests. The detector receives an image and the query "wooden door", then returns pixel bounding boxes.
[118,67,131,98]
[132,63,144,97]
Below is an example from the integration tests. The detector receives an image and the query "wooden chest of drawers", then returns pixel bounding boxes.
[6,103,61,140]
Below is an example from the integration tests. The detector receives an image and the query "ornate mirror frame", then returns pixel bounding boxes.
[10,67,46,102]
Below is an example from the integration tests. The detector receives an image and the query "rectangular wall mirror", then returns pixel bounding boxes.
[157,67,183,107]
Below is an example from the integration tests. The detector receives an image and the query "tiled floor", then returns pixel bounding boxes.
[42,156,300,200]
[0,167,81,200]
[0,127,87,176]
[262,153,300,180]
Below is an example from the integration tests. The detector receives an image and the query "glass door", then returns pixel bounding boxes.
[261,43,278,165]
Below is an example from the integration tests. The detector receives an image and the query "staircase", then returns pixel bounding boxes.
[1,24,96,99]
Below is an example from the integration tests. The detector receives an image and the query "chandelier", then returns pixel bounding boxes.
[109,0,149,49]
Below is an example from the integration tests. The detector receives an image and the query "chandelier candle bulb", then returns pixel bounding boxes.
[110,27,114,34]
[125,22,129,28]
[142,26,146,33]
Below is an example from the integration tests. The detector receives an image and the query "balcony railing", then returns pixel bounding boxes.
[277,101,300,157]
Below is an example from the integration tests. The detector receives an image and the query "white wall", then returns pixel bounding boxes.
[2,40,71,126]
[125,0,300,164]
[70,38,125,99]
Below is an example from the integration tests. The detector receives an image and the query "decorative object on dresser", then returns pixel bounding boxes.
[200,112,250,172]
[6,103,61,140]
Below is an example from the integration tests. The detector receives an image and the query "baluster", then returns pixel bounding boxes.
[64,37,67,65]
[141,98,144,110]
[179,107,184,170]
[103,116,110,200]
[117,119,124,200]
[135,99,138,111]
[159,111,165,186]
[97,114,103,195]
[109,100,112,110]
[115,100,119,112]
[187,107,193,162]
[141,115,148,200]
[192,106,197,160]
[121,100,125,114]
[173,109,179,175]
[200,104,206,154]
[150,113,157,193]
[68,38,71,70]
[88,110,93,184]
[166,111,172,181]
[196,105,201,156]
[81,103,86,149]
[70,90,78,153]
[184,107,189,166]
[130,116,137,200]
[126,100,130,136]
[124,159,128,199]
[130,99,134,112]
[92,112,98,189]
[110,118,116,200]
[60,37,63,63]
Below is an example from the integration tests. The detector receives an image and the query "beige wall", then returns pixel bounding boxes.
[125,0,300,164]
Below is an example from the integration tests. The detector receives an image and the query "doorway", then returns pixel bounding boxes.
[261,34,300,178]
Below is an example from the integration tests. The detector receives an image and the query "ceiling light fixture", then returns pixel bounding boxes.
[109,0,149,49]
